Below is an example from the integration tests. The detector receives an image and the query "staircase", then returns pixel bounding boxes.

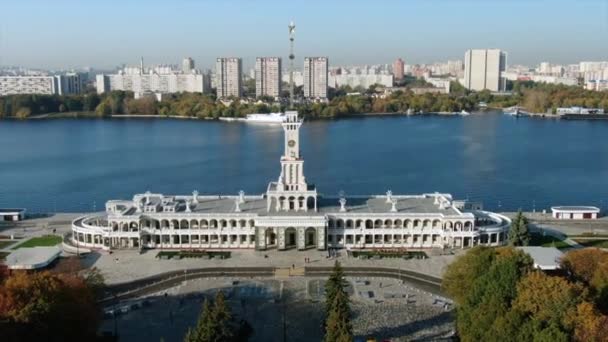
[274,267,305,278]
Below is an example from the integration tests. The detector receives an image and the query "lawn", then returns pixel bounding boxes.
[0,240,17,249]
[11,235,62,249]
[574,239,608,249]
[529,233,570,249]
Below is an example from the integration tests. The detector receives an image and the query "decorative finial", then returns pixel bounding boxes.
[235,197,241,212]
[390,199,398,212]
[239,190,245,204]
[386,190,393,203]
[192,190,199,204]
[185,200,192,213]
[339,198,347,212]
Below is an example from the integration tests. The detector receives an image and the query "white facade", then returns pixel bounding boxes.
[182,57,195,74]
[255,57,282,98]
[464,49,507,92]
[586,80,608,91]
[281,71,304,87]
[0,74,84,96]
[531,75,578,86]
[96,59,210,96]
[71,111,511,252]
[551,206,600,220]
[216,57,242,98]
[96,73,209,96]
[303,57,328,99]
[328,74,393,89]
[0,208,26,222]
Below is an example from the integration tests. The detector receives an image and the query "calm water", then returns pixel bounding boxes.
[1,112,607,213]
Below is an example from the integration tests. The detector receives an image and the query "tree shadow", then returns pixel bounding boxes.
[357,310,454,341]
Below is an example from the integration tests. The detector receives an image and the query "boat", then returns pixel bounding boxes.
[478,102,488,109]
[218,117,244,122]
[245,112,286,124]
[503,106,521,116]
[459,110,470,116]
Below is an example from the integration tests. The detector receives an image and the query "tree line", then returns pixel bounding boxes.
[442,246,608,341]
[1,80,607,120]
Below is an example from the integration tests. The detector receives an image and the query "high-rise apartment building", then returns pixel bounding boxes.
[393,58,405,80]
[96,58,210,96]
[255,57,282,98]
[216,58,242,98]
[303,57,328,99]
[464,49,507,92]
[182,57,195,74]
[0,74,84,96]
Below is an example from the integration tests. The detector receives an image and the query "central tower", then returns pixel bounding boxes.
[266,111,317,212]
[279,111,305,191]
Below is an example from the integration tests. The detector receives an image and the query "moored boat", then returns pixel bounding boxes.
[245,112,286,124]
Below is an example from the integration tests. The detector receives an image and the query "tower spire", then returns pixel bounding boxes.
[288,20,296,109]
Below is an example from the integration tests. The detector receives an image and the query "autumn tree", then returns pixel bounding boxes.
[0,271,101,342]
[561,248,608,312]
[567,301,608,342]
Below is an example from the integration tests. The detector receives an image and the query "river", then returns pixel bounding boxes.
[1,111,607,213]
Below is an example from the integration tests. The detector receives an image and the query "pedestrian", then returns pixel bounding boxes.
[292,264,295,269]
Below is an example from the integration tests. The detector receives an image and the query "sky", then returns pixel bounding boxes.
[1,0,607,70]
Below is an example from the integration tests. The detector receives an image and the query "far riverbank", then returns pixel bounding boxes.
[19,110,476,121]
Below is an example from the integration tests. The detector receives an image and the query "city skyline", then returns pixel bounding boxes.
[1,0,607,69]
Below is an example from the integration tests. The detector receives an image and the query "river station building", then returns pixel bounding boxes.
[72,111,511,251]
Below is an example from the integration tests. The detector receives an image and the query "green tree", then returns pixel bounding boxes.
[184,299,217,342]
[184,290,251,342]
[442,246,496,305]
[325,260,346,318]
[446,247,533,341]
[324,261,352,341]
[508,210,531,246]
[213,291,233,341]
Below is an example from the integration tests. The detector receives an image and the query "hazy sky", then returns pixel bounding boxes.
[1,0,607,70]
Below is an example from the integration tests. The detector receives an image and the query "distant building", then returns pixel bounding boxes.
[0,74,84,96]
[409,87,448,95]
[182,57,195,74]
[281,71,304,87]
[586,79,608,91]
[216,57,242,98]
[303,57,328,99]
[393,58,405,80]
[556,107,604,115]
[96,59,210,97]
[329,74,393,89]
[464,49,507,92]
[447,60,464,77]
[551,206,600,220]
[531,75,577,86]
[424,77,451,93]
[255,57,282,98]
